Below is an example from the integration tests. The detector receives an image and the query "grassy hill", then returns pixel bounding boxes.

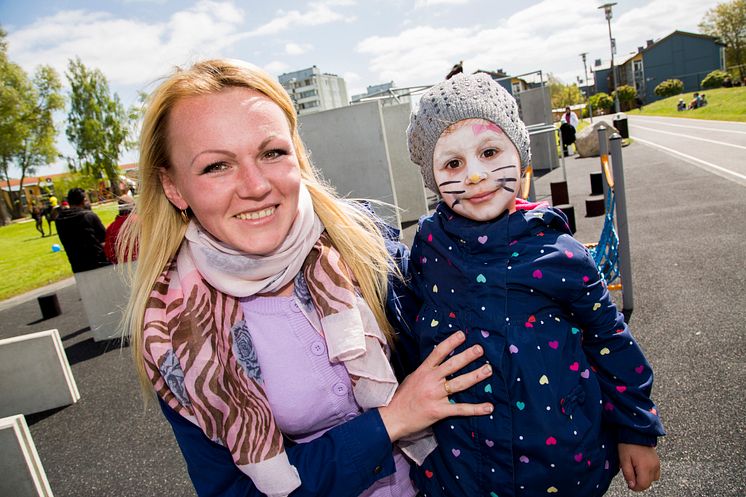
[627,87,746,122]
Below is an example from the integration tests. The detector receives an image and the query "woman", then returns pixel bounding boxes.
[120,59,494,497]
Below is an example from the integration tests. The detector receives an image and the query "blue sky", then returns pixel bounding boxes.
[2,0,721,176]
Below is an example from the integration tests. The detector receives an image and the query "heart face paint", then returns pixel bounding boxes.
[432,118,521,222]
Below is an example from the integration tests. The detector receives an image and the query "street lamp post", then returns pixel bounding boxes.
[580,52,593,123]
[598,2,620,113]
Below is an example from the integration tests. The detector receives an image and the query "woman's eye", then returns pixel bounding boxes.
[201,161,229,174]
[445,159,461,169]
[264,148,288,160]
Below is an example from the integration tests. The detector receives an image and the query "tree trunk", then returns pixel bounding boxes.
[0,193,11,226]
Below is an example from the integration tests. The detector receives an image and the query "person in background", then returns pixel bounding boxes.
[118,58,495,497]
[559,106,578,157]
[30,201,45,237]
[55,188,111,273]
[104,193,137,263]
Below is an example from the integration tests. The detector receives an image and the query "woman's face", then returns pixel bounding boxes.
[161,87,302,255]
[432,118,520,221]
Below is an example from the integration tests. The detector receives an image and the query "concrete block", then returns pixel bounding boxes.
[0,414,54,497]
[585,195,605,218]
[74,263,134,342]
[0,329,80,418]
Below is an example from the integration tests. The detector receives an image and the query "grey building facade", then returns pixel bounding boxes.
[278,66,349,115]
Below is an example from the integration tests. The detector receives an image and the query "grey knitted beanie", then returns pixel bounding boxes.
[407,73,531,193]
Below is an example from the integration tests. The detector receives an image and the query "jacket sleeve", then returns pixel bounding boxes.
[160,399,397,497]
[383,234,422,380]
[559,237,665,446]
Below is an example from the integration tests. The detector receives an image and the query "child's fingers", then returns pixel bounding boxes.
[420,330,466,368]
[620,457,636,490]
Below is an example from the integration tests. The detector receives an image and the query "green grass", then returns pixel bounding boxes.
[627,87,746,121]
[0,202,119,301]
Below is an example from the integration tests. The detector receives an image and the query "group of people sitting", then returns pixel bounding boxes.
[677,92,708,111]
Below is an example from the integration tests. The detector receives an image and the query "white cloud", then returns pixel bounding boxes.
[7,1,246,89]
[265,60,290,76]
[285,42,313,55]
[357,0,719,87]
[414,0,470,8]
[248,1,356,37]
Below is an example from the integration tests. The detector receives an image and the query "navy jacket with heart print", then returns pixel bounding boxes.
[409,201,665,497]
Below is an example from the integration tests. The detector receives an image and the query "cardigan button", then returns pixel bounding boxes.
[310,341,325,356]
[373,465,383,474]
[332,382,348,396]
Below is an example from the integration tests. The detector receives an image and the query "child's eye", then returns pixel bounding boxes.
[445,159,461,169]
[201,161,230,174]
[483,148,500,158]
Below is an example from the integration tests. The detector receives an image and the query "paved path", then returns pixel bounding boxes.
[1,135,744,496]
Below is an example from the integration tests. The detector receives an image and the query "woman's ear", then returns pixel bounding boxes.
[159,168,189,211]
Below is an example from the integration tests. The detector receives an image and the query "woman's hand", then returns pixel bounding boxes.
[379,330,493,442]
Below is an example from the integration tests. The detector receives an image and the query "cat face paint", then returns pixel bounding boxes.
[432,118,521,222]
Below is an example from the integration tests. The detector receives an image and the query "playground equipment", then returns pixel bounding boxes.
[585,126,634,320]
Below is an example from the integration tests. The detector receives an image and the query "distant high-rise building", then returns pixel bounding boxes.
[350,81,412,107]
[278,66,349,115]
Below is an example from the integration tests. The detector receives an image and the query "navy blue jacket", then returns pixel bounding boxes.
[409,203,665,497]
[157,231,422,497]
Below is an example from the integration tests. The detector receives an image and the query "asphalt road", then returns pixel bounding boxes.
[1,121,744,496]
[626,114,746,187]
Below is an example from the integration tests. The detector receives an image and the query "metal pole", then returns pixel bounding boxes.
[599,3,620,114]
[607,17,620,113]
[597,125,610,203]
[581,52,593,123]
[609,132,633,317]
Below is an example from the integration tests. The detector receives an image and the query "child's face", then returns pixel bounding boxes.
[432,118,520,221]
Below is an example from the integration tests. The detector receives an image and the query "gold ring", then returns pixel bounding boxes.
[444,380,452,396]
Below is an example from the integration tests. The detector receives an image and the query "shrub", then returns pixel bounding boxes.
[589,92,613,113]
[701,70,731,89]
[654,79,684,98]
[612,85,637,110]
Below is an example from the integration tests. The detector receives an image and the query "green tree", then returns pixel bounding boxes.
[589,92,614,113]
[548,73,584,109]
[612,84,637,111]
[700,0,746,79]
[65,58,136,197]
[0,28,64,219]
[654,79,685,97]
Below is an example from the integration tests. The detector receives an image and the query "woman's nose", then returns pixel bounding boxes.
[235,162,271,198]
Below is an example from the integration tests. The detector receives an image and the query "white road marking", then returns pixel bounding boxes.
[633,136,746,182]
[632,125,746,150]
[629,119,746,135]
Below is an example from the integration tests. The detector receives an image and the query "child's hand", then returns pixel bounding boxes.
[618,443,660,491]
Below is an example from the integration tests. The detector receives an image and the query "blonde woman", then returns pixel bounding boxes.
[120,59,494,497]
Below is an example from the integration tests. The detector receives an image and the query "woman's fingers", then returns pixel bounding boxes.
[439,343,484,377]
[445,363,492,394]
[420,330,466,369]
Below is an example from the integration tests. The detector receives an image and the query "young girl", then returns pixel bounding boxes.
[405,73,665,497]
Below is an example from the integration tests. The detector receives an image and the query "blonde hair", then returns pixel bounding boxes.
[120,59,398,394]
